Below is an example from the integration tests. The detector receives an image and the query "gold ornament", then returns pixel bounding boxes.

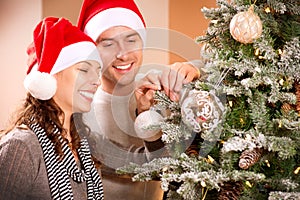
[230,5,263,44]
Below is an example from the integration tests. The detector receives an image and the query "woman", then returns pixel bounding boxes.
[0,17,104,200]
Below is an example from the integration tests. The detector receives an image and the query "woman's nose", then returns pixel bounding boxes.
[92,78,101,88]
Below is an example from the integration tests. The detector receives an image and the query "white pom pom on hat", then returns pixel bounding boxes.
[77,0,146,45]
[24,17,102,100]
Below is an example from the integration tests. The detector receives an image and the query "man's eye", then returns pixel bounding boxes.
[127,37,137,43]
[100,41,114,47]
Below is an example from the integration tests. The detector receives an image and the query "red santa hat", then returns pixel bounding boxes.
[77,0,146,44]
[24,17,102,100]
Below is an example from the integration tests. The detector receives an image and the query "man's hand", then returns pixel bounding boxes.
[135,73,160,114]
[135,62,200,114]
[161,62,200,101]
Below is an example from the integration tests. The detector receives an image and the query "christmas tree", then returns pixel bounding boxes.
[118,0,300,199]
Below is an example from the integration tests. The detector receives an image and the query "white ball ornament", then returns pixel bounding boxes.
[181,90,224,133]
[230,5,263,44]
[134,110,164,142]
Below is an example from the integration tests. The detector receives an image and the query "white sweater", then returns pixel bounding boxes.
[84,88,165,200]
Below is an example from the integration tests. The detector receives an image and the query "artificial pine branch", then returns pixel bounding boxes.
[268,191,300,200]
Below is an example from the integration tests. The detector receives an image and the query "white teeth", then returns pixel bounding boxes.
[115,64,131,70]
[79,91,94,99]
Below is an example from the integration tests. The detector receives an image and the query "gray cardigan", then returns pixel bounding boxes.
[0,128,88,200]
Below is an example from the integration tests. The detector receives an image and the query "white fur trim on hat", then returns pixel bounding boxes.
[24,67,57,100]
[84,7,146,45]
[24,41,102,100]
[51,41,102,75]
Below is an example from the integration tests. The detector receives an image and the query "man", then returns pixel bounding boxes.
[77,0,202,199]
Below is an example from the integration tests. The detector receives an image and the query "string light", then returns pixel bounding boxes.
[254,48,260,56]
[245,181,253,187]
[265,160,271,167]
[279,79,284,85]
[240,118,245,125]
[264,7,271,13]
[220,140,225,144]
[278,120,282,128]
[207,155,215,164]
[201,180,207,187]
[294,167,300,175]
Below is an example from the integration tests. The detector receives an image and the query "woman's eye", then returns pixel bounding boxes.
[79,68,88,72]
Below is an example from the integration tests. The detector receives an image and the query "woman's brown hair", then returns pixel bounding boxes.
[1,93,101,168]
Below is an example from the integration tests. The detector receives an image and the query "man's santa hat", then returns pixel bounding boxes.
[24,17,102,100]
[77,0,146,44]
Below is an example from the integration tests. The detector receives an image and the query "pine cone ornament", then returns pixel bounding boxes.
[239,148,264,169]
[294,82,300,113]
[185,144,199,157]
[230,5,263,44]
[217,181,244,200]
[281,102,292,114]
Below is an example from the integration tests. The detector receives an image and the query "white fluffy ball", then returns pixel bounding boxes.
[24,71,57,100]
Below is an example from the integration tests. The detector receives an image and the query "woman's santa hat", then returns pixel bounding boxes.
[24,17,102,100]
[77,0,146,44]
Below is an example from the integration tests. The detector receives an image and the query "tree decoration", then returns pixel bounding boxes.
[239,148,264,170]
[134,110,164,141]
[181,89,224,133]
[217,181,244,200]
[229,5,263,44]
[294,82,300,113]
[281,102,292,114]
[185,143,199,157]
[294,167,300,175]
